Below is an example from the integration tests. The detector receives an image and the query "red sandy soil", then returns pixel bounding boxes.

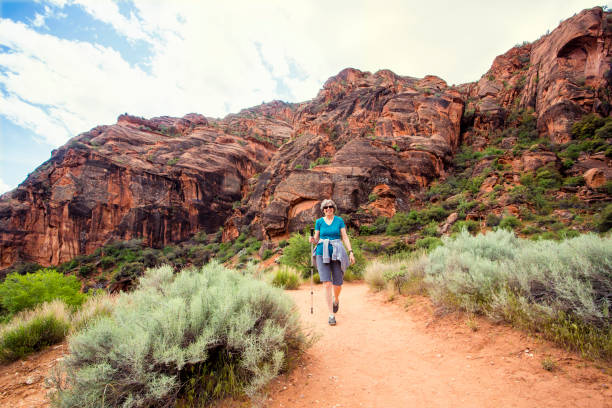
[262,282,611,408]
[0,343,66,407]
[1,282,610,408]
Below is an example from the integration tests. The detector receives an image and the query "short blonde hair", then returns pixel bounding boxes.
[320,199,337,212]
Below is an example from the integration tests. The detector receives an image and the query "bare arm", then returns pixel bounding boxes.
[340,227,352,252]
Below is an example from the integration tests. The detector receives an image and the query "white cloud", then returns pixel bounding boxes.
[32,13,46,28]
[70,0,152,42]
[0,176,14,195]
[0,0,605,153]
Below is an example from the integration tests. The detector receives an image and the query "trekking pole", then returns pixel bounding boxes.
[310,228,314,314]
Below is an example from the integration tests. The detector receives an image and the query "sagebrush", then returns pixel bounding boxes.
[426,229,612,359]
[51,262,307,407]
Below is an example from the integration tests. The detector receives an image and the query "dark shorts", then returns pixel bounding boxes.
[315,255,344,286]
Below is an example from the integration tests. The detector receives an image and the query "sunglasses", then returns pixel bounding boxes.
[323,206,334,210]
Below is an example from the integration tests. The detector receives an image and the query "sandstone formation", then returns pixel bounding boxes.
[462,8,612,144]
[1,7,611,269]
[0,112,287,267]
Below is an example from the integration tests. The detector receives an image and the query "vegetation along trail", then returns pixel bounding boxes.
[264,282,611,408]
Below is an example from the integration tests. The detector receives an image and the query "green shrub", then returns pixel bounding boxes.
[309,157,330,168]
[595,204,612,232]
[99,256,116,269]
[422,221,440,237]
[563,176,585,187]
[521,225,542,235]
[571,113,606,139]
[451,220,480,234]
[415,237,443,252]
[0,301,70,362]
[78,264,94,278]
[426,230,612,359]
[359,224,377,235]
[279,232,311,277]
[360,240,383,254]
[365,252,429,295]
[486,213,502,227]
[262,249,275,260]
[347,245,366,279]
[368,193,379,202]
[112,262,145,283]
[0,270,86,318]
[360,216,389,235]
[271,266,301,289]
[499,216,521,230]
[386,211,423,235]
[598,180,612,195]
[51,263,307,406]
[278,240,288,248]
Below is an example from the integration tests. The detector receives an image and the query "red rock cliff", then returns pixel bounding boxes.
[1,7,611,268]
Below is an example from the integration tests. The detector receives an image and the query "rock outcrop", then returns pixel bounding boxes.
[235,68,464,238]
[463,7,612,144]
[0,112,286,267]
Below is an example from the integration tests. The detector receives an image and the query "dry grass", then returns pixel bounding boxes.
[70,292,117,334]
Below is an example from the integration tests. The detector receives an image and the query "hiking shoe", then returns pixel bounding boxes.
[333,300,339,313]
[328,315,337,326]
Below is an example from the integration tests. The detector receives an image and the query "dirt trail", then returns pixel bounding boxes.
[1,282,610,408]
[264,282,611,408]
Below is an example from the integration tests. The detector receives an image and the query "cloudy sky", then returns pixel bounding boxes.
[0,0,607,194]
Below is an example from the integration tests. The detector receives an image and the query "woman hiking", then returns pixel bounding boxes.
[309,199,355,326]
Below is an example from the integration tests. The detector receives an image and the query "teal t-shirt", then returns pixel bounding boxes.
[314,216,346,256]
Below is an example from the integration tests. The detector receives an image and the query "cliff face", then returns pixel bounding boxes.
[0,112,287,266]
[233,69,464,240]
[1,7,611,268]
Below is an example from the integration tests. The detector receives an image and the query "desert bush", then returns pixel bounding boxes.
[51,262,307,407]
[425,230,612,359]
[365,252,429,295]
[363,260,388,291]
[0,300,70,362]
[280,231,365,280]
[422,221,440,237]
[486,213,502,227]
[415,237,443,252]
[112,261,145,283]
[78,265,94,278]
[386,211,423,235]
[360,216,389,236]
[499,216,521,230]
[383,252,429,296]
[595,204,612,233]
[360,240,383,254]
[347,245,366,279]
[451,220,480,234]
[270,266,301,289]
[279,232,311,277]
[0,269,86,319]
[262,249,275,260]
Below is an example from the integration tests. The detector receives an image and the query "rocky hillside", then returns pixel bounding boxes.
[1,7,611,269]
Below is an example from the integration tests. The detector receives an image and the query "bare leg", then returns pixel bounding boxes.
[324,281,334,314]
[333,285,342,304]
